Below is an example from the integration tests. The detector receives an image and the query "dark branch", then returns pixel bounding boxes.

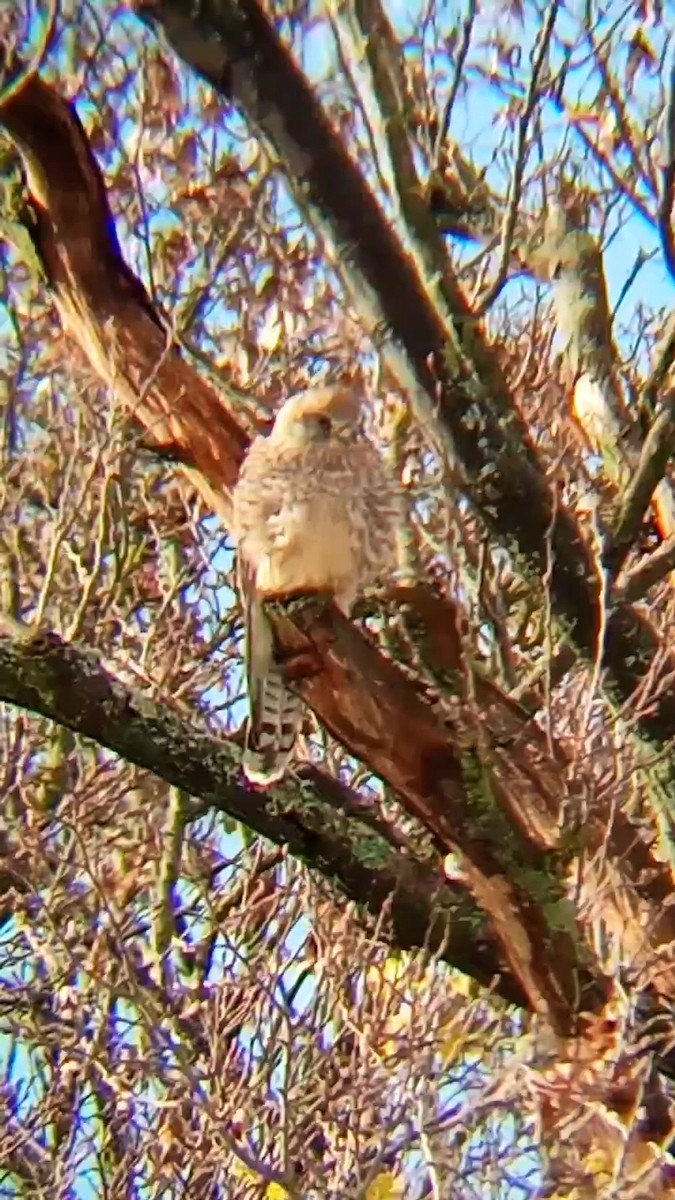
[659,55,675,287]
[0,622,524,1001]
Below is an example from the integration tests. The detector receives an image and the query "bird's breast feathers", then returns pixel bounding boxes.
[234,438,396,608]
[255,498,358,601]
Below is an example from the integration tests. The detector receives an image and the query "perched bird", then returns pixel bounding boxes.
[231,385,399,786]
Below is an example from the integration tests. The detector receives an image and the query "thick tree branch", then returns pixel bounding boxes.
[0,75,247,514]
[0,622,527,1002]
[542,200,675,577]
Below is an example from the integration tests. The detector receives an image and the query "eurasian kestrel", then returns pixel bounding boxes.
[232,385,398,784]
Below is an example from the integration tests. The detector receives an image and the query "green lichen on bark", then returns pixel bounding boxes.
[459,744,575,934]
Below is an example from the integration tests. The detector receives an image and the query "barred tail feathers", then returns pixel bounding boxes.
[243,666,304,785]
[242,577,303,786]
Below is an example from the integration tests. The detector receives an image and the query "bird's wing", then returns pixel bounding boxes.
[236,546,273,735]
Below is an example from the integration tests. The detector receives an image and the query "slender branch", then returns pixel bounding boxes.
[610,247,655,324]
[473,0,560,316]
[659,55,675,286]
[432,0,477,166]
[615,534,675,603]
[588,26,657,202]
[152,786,186,968]
[351,0,422,210]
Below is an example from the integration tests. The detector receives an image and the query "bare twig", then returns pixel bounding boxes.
[605,389,675,577]
[473,0,560,316]
[611,248,656,325]
[643,312,675,415]
[615,535,675,602]
[658,55,675,286]
[432,0,477,167]
[587,24,657,203]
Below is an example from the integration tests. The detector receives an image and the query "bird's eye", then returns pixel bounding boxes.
[315,415,332,438]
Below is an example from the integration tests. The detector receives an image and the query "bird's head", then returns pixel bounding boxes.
[268,385,363,448]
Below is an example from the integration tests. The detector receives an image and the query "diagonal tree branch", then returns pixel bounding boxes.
[0,621,528,1003]
[607,390,675,575]
[617,535,675,601]
[0,72,248,512]
[541,198,675,582]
